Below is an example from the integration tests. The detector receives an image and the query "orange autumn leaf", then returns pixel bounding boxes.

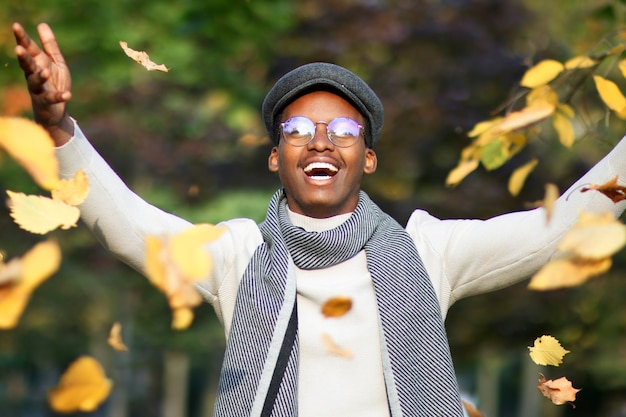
[145,224,225,329]
[537,374,581,406]
[528,335,570,366]
[462,401,485,417]
[48,356,113,413]
[0,117,60,190]
[6,190,80,235]
[321,333,353,359]
[581,175,626,203]
[0,240,61,329]
[321,296,353,318]
[119,41,169,72]
[107,322,128,352]
[51,169,90,206]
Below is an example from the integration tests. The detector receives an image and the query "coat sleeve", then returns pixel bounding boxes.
[407,136,626,316]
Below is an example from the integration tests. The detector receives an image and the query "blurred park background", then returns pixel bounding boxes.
[3,0,626,416]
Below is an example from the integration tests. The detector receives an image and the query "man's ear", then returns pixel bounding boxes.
[268,146,279,172]
[364,148,377,174]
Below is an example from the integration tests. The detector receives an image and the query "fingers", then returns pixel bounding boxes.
[37,23,66,65]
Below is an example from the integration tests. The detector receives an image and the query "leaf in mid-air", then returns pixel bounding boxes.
[48,356,113,413]
[6,190,80,234]
[537,374,581,406]
[51,169,90,206]
[0,117,60,190]
[321,296,353,318]
[119,41,169,72]
[107,322,128,352]
[0,240,61,329]
[581,176,626,203]
[528,335,570,366]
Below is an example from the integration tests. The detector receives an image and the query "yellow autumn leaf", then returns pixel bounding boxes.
[528,257,612,290]
[558,211,626,259]
[528,335,570,366]
[51,169,90,206]
[6,190,80,234]
[48,356,113,413]
[493,103,555,135]
[467,118,503,138]
[169,224,225,280]
[119,41,169,72]
[508,158,538,196]
[520,60,564,88]
[321,296,353,318]
[0,240,61,329]
[593,75,626,118]
[321,333,353,359]
[144,224,225,329]
[526,85,559,107]
[445,159,480,187]
[0,117,60,190]
[107,322,128,352]
[553,112,575,148]
[542,183,560,223]
[564,55,597,70]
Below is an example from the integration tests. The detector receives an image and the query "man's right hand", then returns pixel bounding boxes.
[13,22,74,146]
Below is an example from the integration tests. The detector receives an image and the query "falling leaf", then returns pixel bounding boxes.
[564,56,597,70]
[520,60,564,88]
[321,333,353,359]
[528,257,612,290]
[542,183,560,223]
[581,176,626,203]
[321,296,353,318]
[508,158,538,196]
[6,190,80,234]
[557,211,626,259]
[48,356,113,413]
[0,240,61,329]
[119,41,169,72]
[593,75,626,119]
[528,335,570,366]
[107,322,128,352]
[51,169,90,206]
[463,401,485,417]
[553,112,575,148]
[537,374,581,406]
[0,117,60,190]
[144,224,225,329]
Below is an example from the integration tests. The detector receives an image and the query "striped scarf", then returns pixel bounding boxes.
[214,189,464,416]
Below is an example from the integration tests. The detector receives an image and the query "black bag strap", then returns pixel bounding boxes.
[261,303,298,417]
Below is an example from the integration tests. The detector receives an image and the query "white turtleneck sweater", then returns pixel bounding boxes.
[56,121,626,417]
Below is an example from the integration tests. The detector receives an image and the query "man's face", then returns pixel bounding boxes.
[268,90,377,218]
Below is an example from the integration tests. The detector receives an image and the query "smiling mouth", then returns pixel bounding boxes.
[304,162,339,180]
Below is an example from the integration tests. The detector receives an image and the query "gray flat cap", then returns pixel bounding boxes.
[262,62,383,148]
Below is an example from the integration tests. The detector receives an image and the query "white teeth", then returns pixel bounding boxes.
[304,162,338,173]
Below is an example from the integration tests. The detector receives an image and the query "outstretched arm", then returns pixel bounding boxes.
[13,22,73,145]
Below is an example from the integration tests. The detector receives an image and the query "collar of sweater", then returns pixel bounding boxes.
[287,207,352,232]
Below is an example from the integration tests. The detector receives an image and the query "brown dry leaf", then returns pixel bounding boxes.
[6,190,80,235]
[119,41,169,72]
[0,117,60,190]
[144,224,225,329]
[321,333,353,359]
[508,158,538,196]
[107,322,128,352]
[321,296,353,318]
[557,211,626,259]
[528,335,570,366]
[528,257,612,291]
[520,60,564,88]
[537,374,581,406]
[51,169,90,206]
[48,356,113,413]
[0,240,61,329]
[581,176,626,203]
[462,401,485,417]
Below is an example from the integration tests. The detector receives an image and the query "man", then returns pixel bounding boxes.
[13,22,626,416]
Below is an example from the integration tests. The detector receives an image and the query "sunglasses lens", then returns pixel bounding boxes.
[281,117,314,146]
[328,117,362,147]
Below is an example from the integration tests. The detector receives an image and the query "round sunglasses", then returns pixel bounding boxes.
[280,116,363,148]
